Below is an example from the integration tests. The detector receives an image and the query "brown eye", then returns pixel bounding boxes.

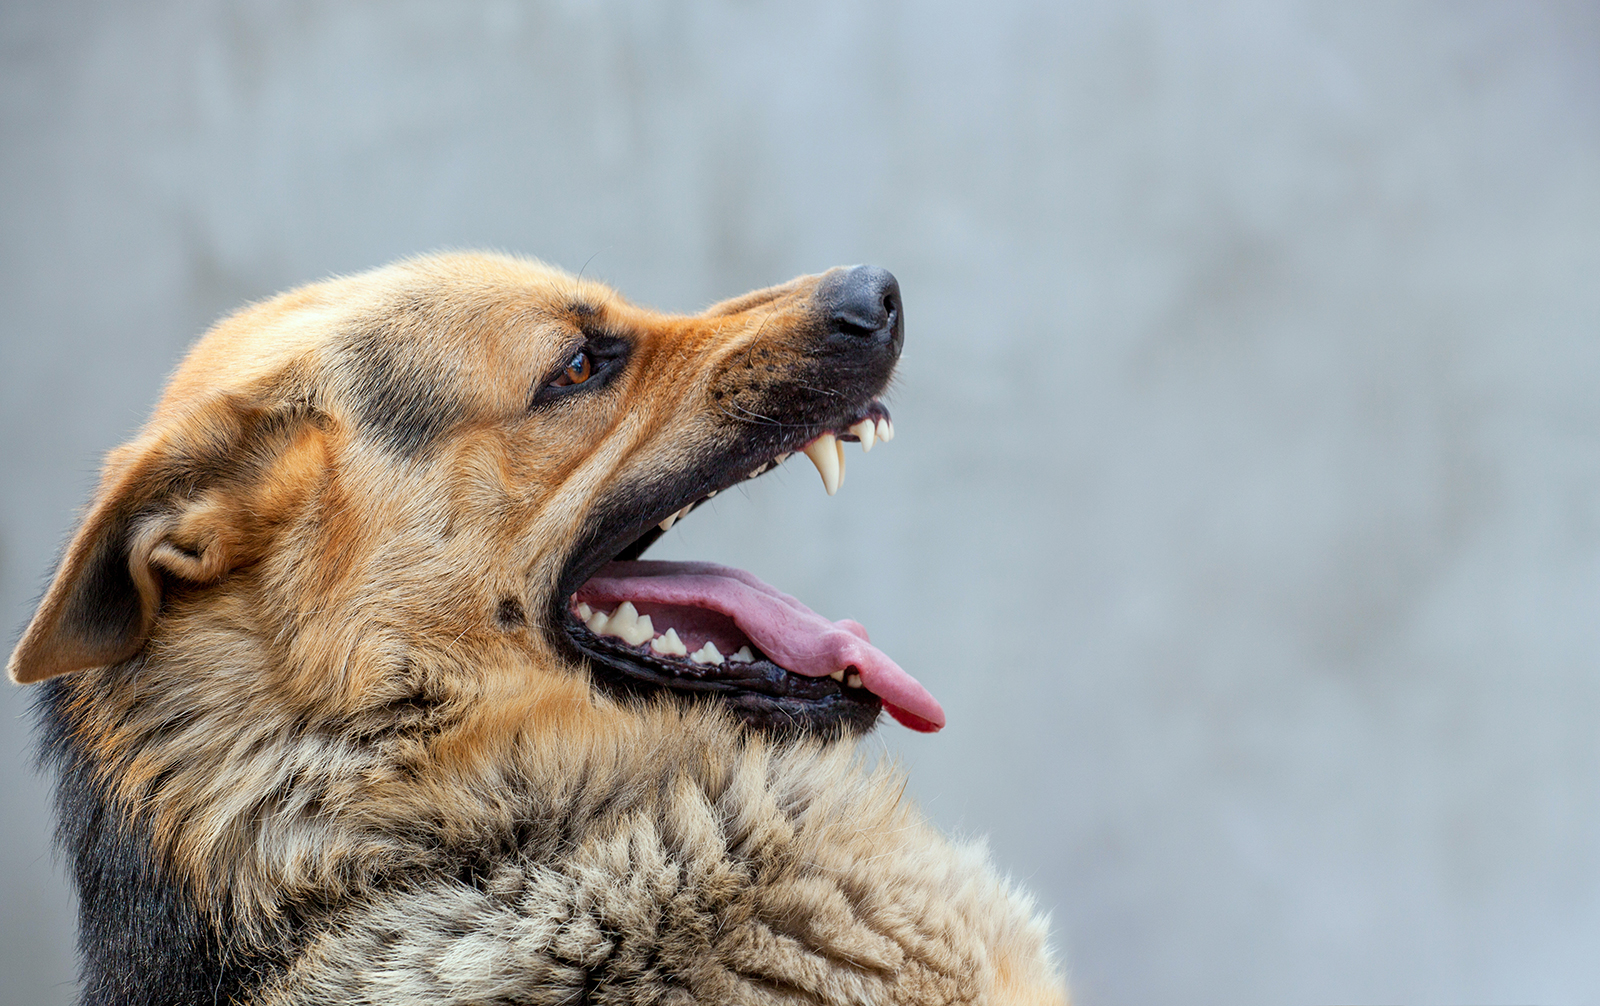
[554,351,592,387]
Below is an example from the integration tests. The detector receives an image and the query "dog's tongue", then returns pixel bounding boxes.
[580,560,944,732]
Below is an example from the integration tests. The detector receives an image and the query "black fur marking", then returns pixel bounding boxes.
[34,678,293,1006]
[342,325,468,458]
[496,596,527,630]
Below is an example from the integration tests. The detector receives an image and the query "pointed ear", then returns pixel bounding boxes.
[8,399,317,684]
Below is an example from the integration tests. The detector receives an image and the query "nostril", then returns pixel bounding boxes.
[817,265,902,345]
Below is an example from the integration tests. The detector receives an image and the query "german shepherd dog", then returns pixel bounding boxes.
[10,254,1065,1005]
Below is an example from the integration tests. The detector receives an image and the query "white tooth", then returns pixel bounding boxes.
[604,602,655,646]
[705,489,717,498]
[804,434,841,495]
[846,672,862,689]
[729,645,755,663]
[602,601,636,637]
[829,670,845,682]
[689,641,725,665]
[627,614,655,646]
[659,511,678,531]
[875,417,891,442]
[651,628,688,657]
[774,452,791,464]
[835,437,847,490]
[883,419,894,441]
[576,602,592,621]
[586,608,611,633]
[850,419,876,452]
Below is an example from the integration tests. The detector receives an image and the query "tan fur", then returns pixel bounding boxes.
[11,253,1066,1005]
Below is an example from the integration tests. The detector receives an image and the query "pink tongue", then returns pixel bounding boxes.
[578,560,944,732]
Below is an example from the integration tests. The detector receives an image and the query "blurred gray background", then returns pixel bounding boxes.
[4,2,1599,1003]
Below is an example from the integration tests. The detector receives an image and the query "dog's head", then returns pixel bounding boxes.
[9,253,943,740]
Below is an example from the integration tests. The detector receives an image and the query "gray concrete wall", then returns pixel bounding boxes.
[4,2,1599,1003]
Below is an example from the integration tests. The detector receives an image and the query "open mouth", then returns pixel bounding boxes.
[553,403,945,738]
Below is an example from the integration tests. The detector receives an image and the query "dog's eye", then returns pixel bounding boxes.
[553,351,592,387]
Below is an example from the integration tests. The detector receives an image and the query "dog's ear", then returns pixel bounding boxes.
[9,397,318,684]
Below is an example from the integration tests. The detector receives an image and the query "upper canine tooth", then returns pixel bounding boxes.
[850,419,876,451]
[804,434,842,495]
[689,641,725,665]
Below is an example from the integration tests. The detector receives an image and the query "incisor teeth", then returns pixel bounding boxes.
[850,419,876,451]
[689,641,724,665]
[804,434,842,495]
[729,645,755,663]
[651,628,688,657]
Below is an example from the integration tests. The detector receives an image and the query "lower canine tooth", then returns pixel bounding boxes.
[850,419,876,451]
[689,641,724,664]
[804,434,842,495]
[651,628,688,657]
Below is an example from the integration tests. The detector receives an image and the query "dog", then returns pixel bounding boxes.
[10,253,1065,1005]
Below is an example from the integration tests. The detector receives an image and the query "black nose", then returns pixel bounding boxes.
[814,265,903,355]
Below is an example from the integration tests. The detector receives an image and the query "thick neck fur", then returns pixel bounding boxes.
[42,612,1065,1005]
